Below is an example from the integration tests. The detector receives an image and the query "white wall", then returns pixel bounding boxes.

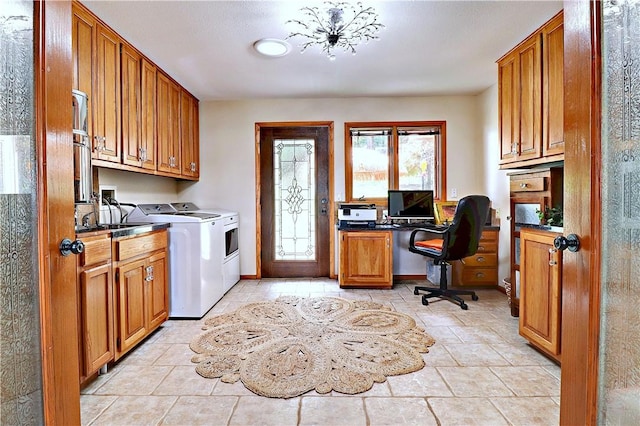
[178,96,487,276]
[478,84,511,284]
[98,168,179,204]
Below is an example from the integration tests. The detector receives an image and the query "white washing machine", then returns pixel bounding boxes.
[171,202,240,292]
[127,203,224,318]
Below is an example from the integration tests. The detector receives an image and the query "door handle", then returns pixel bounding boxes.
[554,234,580,252]
[59,238,85,256]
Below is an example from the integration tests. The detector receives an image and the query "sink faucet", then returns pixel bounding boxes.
[82,211,95,227]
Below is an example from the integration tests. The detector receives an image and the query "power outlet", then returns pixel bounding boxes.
[450,188,457,198]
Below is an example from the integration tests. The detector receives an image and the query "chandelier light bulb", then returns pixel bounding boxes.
[286,1,384,59]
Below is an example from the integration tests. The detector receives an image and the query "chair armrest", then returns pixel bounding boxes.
[408,227,447,248]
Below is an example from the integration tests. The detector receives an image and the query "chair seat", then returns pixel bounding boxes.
[414,240,443,250]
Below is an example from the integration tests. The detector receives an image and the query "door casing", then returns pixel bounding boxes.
[254,122,335,279]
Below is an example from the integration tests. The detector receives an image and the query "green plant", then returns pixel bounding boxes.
[536,206,563,226]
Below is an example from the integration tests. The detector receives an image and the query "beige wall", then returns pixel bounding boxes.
[179,96,489,276]
[97,94,510,278]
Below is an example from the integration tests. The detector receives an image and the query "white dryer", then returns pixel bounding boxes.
[171,202,240,292]
[127,204,224,318]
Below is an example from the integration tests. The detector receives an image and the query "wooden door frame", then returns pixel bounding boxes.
[254,122,335,279]
[559,0,602,424]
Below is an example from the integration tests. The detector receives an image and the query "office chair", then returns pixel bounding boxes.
[408,195,491,310]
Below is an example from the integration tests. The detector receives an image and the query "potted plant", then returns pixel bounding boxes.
[536,206,563,227]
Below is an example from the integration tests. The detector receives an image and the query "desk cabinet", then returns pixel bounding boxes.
[451,229,499,287]
[519,228,562,362]
[339,230,393,288]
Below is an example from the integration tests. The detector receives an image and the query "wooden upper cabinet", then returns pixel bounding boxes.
[140,58,157,170]
[180,90,200,179]
[498,53,518,163]
[542,12,564,157]
[94,22,121,162]
[121,43,142,168]
[516,36,542,162]
[157,71,181,175]
[71,1,200,180]
[72,4,95,141]
[497,10,563,169]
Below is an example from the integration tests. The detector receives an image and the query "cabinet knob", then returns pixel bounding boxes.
[476,256,485,262]
[475,272,485,278]
[549,260,558,266]
[520,183,528,188]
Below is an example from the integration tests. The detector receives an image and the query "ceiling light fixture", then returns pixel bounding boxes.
[253,38,291,57]
[286,1,384,61]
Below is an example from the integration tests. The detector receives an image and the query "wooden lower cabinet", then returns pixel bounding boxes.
[113,230,169,360]
[452,229,499,287]
[339,230,393,288]
[519,228,562,362]
[77,233,114,382]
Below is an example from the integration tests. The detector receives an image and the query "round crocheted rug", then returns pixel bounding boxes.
[190,296,435,398]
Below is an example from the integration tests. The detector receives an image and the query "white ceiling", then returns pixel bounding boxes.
[83,0,563,101]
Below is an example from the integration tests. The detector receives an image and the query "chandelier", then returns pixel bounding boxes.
[286,2,384,60]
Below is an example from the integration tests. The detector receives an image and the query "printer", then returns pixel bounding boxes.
[338,203,377,229]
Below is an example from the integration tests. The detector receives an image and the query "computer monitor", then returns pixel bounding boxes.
[387,190,435,220]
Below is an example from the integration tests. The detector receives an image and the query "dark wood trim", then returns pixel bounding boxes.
[344,121,447,202]
[499,153,564,170]
[92,160,199,181]
[254,121,335,279]
[559,1,602,424]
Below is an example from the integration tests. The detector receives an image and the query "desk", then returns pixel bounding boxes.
[338,224,500,289]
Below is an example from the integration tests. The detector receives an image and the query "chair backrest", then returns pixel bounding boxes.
[442,195,491,261]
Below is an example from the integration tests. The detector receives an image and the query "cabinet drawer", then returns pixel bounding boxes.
[114,231,167,261]
[79,234,111,267]
[510,177,545,192]
[459,268,498,284]
[476,241,498,254]
[480,230,498,242]
[461,253,497,267]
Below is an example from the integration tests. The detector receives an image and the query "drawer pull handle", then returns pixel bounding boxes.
[478,245,485,251]
[520,183,528,188]
[475,272,485,278]
[476,256,485,262]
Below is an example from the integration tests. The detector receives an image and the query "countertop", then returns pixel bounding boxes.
[338,223,500,232]
[75,222,170,238]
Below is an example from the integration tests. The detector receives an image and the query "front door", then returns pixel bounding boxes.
[259,125,331,277]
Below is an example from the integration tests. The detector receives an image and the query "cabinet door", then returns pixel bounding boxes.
[542,12,564,157]
[121,43,142,167]
[146,251,168,330]
[498,52,519,163]
[79,262,114,376]
[115,259,147,356]
[339,231,392,287]
[157,71,181,175]
[94,22,120,162]
[140,58,157,170]
[516,35,542,161]
[72,5,94,141]
[519,230,562,359]
[180,91,199,178]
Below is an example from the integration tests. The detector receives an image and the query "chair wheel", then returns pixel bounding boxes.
[421,297,429,306]
[414,289,419,295]
[472,294,479,301]
[460,303,468,310]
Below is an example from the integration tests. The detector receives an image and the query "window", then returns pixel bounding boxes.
[345,121,446,202]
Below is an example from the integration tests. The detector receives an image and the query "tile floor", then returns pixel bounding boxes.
[80,279,561,426]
